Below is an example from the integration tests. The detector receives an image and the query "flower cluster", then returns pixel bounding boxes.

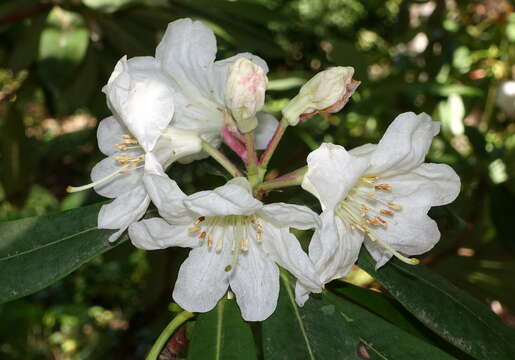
[69,18,461,321]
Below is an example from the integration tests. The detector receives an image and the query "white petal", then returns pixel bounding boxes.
[348,143,376,158]
[173,245,230,313]
[97,185,150,242]
[97,116,128,156]
[382,163,460,207]
[156,19,217,94]
[230,239,279,321]
[260,223,322,298]
[184,177,262,217]
[91,155,143,198]
[129,218,198,250]
[365,206,440,269]
[302,143,369,210]
[260,203,319,230]
[104,56,174,152]
[370,112,440,174]
[142,162,191,224]
[255,112,279,150]
[309,211,363,284]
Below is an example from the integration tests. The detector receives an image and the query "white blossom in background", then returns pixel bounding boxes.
[282,66,360,126]
[128,166,322,321]
[297,112,460,302]
[496,80,515,118]
[155,18,277,154]
[68,56,202,241]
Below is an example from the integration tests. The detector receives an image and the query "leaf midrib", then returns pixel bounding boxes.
[281,273,315,360]
[367,256,515,355]
[0,226,99,262]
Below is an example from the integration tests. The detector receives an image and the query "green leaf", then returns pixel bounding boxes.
[187,298,257,360]
[0,202,125,304]
[8,13,48,72]
[38,8,89,83]
[357,250,515,360]
[262,273,453,360]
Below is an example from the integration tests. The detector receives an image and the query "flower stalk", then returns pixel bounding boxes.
[256,166,307,193]
[145,311,195,360]
[201,139,243,178]
[258,117,289,172]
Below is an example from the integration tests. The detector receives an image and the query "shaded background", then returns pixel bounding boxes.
[0,0,514,358]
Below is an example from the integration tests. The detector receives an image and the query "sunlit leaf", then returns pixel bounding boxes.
[358,250,515,360]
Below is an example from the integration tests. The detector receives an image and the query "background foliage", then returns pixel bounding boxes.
[0,0,514,359]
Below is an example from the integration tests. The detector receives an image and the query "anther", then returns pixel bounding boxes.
[375,216,387,227]
[361,176,379,184]
[256,231,263,243]
[115,144,129,151]
[188,227,201,233]
[115,155,130,164]
[380,209,395,216]
[207,234,213,248]
[195,216,206,224]
[375,184,392,191]
[241,239,249,251]
[387,203,402,210]
[198,232,207,241]
[224,265,232,272]
[366,218,380,226]
[122,135,138,144]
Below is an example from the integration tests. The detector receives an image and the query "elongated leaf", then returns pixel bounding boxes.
[0,202,125,304]
[357,250,515,360]
[262,273,453,360]
[187,298,257,360]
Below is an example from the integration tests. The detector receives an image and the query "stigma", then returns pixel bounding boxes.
[336,175,419,265]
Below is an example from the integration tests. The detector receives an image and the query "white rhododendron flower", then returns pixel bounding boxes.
[297,112,460,301]
[128,166,322,321]
[68,56,201,241]
[155,18,277,153]
[282,66,360,126]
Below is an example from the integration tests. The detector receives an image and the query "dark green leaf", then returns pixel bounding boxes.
[187,298,257,360]
[357,250,515,360]
[262,273,453,360]
[8,13,48,72]
[0,202,125,304]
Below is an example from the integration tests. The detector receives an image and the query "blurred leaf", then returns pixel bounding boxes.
[330,40,369,79]
[0,202,125,304]
[8,12,48,72]
[82,0,140,13]
[38,8,89,83]
[262,273,453,360]
[62,47,99,111]
[187,298,257,360]
[490,184,515,252]
[96,16,152,57]
[0,105,35,205]
[357,250,515,360]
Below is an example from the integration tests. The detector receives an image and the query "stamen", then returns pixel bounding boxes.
[66,164,130,193]
[361,176,379,184]
[241,238,249,251]
[122,135,138,144]
[375,216,387,227]
[380,209,395,216]
[256,231,263,242]
[387,203,402,210]
[375,184,392,191]
[195,216,206,224]
[207,234,213,248]
[373,235,419,265]
[115,144,129,151]
[188,227,201,233]
[198,232,207,241]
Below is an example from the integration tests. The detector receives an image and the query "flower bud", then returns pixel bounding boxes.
[225,58,268,133]
[282,67,360,126]
[496,81,515,118]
